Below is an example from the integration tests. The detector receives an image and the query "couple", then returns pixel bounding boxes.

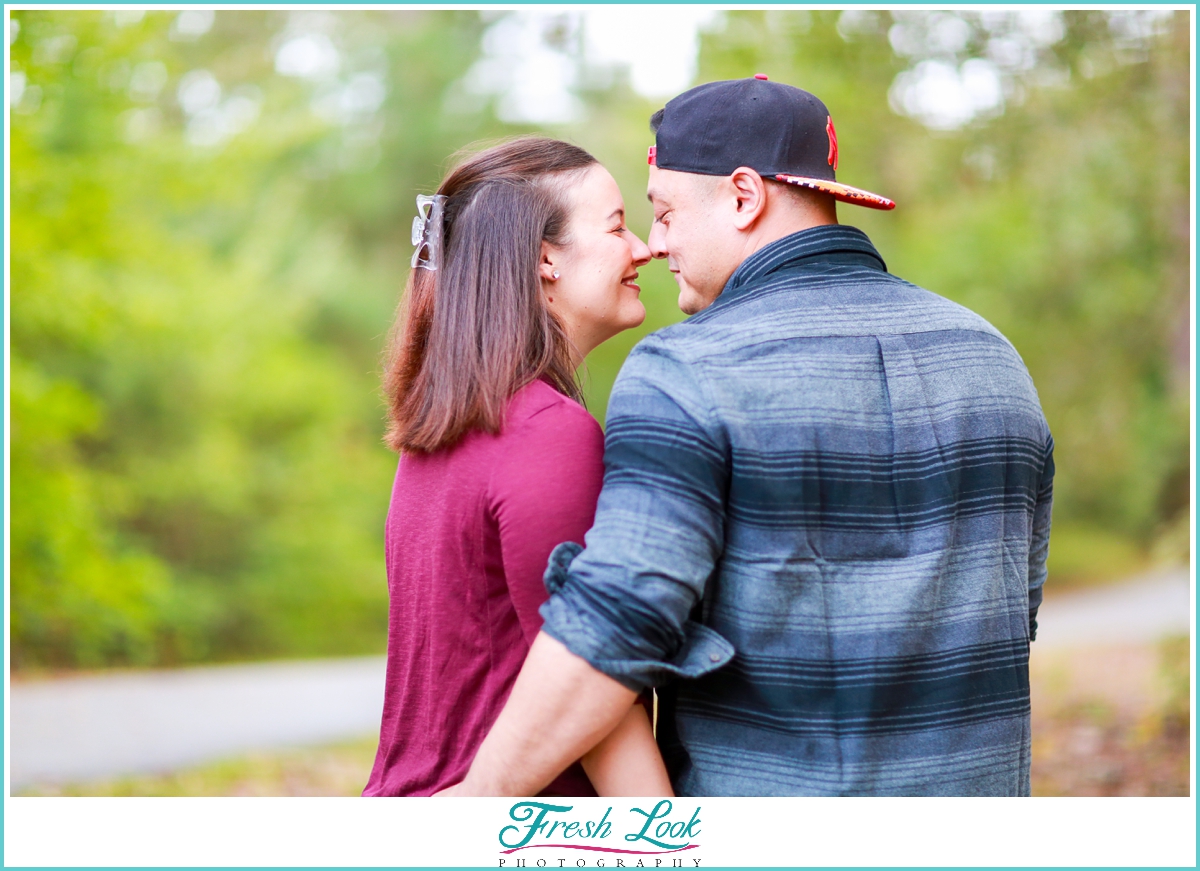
[363,77,1055,798]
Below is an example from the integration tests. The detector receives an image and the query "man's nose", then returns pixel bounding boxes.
[628,232,652,267]
[647,221,668,260]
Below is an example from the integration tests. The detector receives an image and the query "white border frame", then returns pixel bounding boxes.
[3,5,1196,867]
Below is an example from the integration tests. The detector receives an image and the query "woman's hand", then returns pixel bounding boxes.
[434,701,671,797]
[428,634,657,796]
[580,700,674,797]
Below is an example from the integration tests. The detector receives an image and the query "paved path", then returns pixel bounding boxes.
[1033,568,1192,650]
[8,569,1192,790]
[10,656,385,790]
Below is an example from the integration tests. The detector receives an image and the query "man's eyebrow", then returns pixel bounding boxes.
[608,208,625,221]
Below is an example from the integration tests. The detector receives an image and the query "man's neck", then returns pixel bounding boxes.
[739,213,838,265]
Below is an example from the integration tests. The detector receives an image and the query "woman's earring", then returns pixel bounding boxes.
[552,270,560,280]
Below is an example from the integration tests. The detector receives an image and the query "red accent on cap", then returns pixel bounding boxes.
[826,115,838,171]
[754,73,769,80]
[647,146,657,166]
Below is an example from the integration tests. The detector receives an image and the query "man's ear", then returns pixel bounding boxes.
[729,167,768,231]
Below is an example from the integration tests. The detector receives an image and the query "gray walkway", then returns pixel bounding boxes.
[9,655,385,790]
[7,568,1192,790]
[1033,568,1192,650]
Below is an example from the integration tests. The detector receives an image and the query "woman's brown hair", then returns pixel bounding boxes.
[383,137,598,453]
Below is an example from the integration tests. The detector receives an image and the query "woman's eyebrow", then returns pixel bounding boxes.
[608,208,625,221]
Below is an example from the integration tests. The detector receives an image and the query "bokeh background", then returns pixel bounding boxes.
[9,8,1192,796]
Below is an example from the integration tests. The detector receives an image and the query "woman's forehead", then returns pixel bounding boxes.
[571,164,624,214]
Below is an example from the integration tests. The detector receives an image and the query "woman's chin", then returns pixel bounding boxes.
[589,305,647,351]
[621,301,647,331]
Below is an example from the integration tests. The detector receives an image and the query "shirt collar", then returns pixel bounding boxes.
[717,224,887,304]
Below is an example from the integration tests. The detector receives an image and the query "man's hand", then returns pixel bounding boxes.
[452,631,638,796]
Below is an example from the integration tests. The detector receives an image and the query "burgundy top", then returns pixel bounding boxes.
[363,380,604,796]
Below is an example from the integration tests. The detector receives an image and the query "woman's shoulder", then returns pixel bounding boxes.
[507,379,601,437]
[487,379,604,499]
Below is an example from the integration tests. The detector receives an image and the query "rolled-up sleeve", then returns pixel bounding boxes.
[538,336,735,692]
[1027,432,1055,641]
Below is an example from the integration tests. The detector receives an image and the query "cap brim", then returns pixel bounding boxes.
[774,174,895,210]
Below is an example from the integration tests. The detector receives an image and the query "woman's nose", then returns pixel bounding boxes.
[628,231,652,266]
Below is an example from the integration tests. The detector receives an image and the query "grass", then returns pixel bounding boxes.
[18,735,379,797]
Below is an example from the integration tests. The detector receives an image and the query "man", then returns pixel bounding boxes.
[445,76,1054,796]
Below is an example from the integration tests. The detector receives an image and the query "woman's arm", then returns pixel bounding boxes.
[491,399,607,646]
[581,699,673,797]
[483,395,672,796]
[439,633,670,796]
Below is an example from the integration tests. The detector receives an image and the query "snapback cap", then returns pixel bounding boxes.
[649,75,895,211]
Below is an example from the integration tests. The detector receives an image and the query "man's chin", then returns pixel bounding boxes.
[677,286,715,316]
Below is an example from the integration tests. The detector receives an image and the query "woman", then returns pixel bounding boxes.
[363,137,672,797]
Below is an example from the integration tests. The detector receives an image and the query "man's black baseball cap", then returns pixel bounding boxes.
[649,74,895,210]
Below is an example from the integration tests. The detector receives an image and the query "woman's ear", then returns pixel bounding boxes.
[538,241,559,284]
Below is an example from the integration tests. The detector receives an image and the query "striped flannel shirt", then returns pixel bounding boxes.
[539,224,1054,796]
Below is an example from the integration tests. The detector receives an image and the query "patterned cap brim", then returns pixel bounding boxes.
[774,174,895,211]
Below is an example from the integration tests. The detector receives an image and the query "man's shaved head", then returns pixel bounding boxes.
[646,165,836,314]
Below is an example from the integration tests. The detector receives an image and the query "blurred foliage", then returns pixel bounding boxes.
[1156,634,1191,734]
[10,10,502,668]
[1030,637,1190,796]
[9,10,1191,669]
